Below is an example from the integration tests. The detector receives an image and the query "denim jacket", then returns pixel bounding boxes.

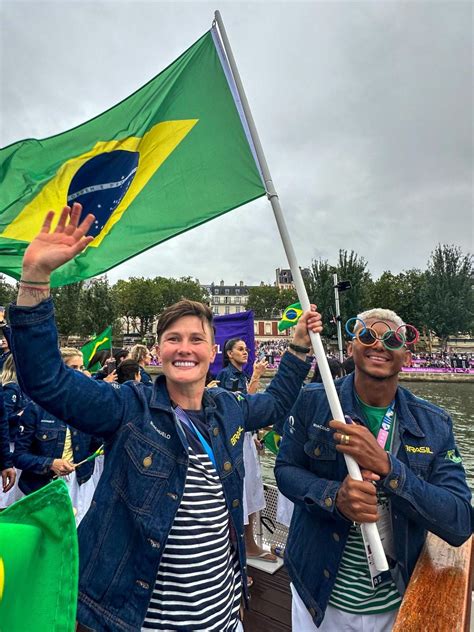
[3,381,29,442]
[216,364,250,393]
[275,374,472,627]
[13,402,99,495]
[9,298,310,632]
[0,389,12,470]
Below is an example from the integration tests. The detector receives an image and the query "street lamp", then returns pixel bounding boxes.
[333,275,352,363]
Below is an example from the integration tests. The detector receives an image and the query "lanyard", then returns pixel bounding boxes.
[174,405,217,469]
[376,400,396,450]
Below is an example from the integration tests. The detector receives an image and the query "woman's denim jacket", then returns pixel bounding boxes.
[9,298,310,632]
[216,364,250,393]
[275,375,472,628]
[0,389,12,469]
[13,402,99,494]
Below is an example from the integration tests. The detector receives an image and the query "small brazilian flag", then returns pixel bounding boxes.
[278,302,303,332]
[263,430,281,456]
[0,28,265,287]
[80,325,112,371]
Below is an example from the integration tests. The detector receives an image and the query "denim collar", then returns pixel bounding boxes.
[147,374,217,414]
[339,372,425,438]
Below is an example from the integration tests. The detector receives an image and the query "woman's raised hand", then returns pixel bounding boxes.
[22,203,95,278]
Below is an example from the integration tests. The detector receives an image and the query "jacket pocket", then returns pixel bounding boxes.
[111,430,175,514]
[35,429,59,455]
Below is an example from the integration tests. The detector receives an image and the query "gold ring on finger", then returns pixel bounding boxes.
[342,434,350,445]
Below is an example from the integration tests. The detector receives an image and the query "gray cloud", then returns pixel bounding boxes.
[1,0,472,286]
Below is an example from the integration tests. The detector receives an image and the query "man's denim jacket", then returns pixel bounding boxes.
[14,402,98,494]
[275,374,472,628]
[9,298,310,632]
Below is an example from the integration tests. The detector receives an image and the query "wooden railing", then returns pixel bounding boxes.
[393,533,473,632]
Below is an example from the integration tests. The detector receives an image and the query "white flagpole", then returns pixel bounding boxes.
[213,10,388,572]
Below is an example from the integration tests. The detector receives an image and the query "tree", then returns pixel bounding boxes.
[78,276,118,338]
[155,276,209,313]
[306,250,371,336]
[0,275,15,307]
[246,286,297,319]
[112,277,160,337]
[424,244,473,349]
[368,269,428,332]
[51,282,84,338]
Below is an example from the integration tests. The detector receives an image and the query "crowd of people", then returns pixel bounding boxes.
[0,203,472,632]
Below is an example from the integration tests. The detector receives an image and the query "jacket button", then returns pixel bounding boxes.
[314,447,321,457]
[389,479,399,489]
[232,499,240,508]
[166,492,178,501]
[148,538,160,549]
[332,533,340,542]
[323,569,330,578]
[73,431,78,436]
[143,456,153,468]
[324,497,333,507]
[213,427,219,437]
[309,607,316,617]
[75,446,79,451]
[136,580,150,590]
[42,434,47,439]
[223,461,232,472]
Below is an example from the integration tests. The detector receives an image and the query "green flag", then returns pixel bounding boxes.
[0,480,78,631]
[0,28,265,287]
[278,302,303,332]
[263,430,281,456]
[81,325,112,370]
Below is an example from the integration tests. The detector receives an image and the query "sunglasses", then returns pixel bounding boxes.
[345,318,419,351]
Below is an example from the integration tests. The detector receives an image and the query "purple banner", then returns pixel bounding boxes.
[210,310,255,377]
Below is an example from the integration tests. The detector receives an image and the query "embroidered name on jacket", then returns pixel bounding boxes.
[150,421,171,440]
[230,426,244,446]
[405,445,433,454]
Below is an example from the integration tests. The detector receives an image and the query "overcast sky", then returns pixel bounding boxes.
[1,0,472,287]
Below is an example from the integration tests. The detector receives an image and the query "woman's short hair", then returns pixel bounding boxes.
[156,300,215,343]
[117,359,141,384]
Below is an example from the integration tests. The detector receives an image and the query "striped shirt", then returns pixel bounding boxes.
[328,525,402,614]
[329,398,401,614]
[142,418,241,631]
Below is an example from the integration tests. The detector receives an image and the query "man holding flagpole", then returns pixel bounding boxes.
[8,203,323,631]
[275,308,472,631]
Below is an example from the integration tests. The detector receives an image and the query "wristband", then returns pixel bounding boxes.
[289,342,311,354]
[20,279,50,285]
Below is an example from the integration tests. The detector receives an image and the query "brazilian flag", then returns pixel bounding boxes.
[263,430,281,456]
[278,302,303,332]
[80,325,112,371]
[0,28,265,287]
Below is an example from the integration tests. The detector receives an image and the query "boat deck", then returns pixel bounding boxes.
[243,564,292,632]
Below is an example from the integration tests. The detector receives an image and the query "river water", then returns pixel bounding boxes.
[260,382,474,491]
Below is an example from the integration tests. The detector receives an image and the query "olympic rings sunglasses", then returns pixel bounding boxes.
[345,318,419,351]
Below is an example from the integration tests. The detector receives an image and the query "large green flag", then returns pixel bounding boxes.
[0,480,78,631]
[0,28,265,287]
[80,325,113,371]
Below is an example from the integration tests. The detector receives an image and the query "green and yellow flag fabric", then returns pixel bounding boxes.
[80,325,112,371]
[0,480,78,632]
[0,28,265,287]
[263,430,281,456]
[278,302,303,332]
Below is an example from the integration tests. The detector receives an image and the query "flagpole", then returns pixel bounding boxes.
[213,10,388,571]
